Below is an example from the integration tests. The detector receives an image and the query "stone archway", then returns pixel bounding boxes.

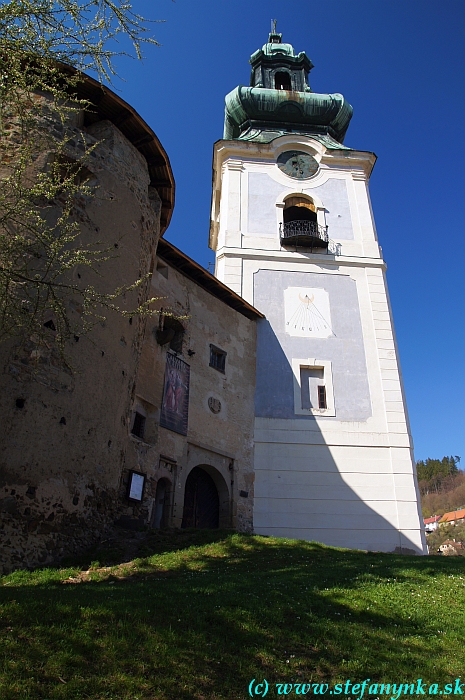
[181,466,221,529]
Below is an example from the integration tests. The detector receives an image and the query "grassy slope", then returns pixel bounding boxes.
[1,531,465,699]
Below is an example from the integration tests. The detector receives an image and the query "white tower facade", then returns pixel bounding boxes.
[210,32,426,554]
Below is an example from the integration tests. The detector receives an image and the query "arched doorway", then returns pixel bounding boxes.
[152,478,170,528]
[181,467,220,529]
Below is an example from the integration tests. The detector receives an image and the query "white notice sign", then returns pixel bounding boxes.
[128,472,145,502]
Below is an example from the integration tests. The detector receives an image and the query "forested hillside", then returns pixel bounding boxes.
[417,456,463,518]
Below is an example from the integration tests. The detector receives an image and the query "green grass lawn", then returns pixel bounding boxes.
[1,531,465,699]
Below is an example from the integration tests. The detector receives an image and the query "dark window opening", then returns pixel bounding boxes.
[283,197,317,224]
[156,314,184,354]
[318,385,327,410]
[284,205,317,224]
[43,319,56,331]
[275,71,292,90]
[131,411,146,439]
[281,196,328,249]
[209,344,226,373]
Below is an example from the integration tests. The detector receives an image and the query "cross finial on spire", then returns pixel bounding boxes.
[269,19,282,44]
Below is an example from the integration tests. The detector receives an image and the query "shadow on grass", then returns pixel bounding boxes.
[1,533,465,700]
[59,526,235,569]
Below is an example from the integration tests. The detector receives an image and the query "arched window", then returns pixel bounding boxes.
[275,71,292,90]
[280,195,328,250]
[283,196,317,224]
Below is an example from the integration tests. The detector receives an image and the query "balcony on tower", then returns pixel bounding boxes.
[280,195,329,251]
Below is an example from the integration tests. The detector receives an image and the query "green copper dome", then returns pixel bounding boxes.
[263,41,295,56]
[223,32,353,145]
[260,31,296,58]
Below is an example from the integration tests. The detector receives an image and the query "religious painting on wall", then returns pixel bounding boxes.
[160,352,190,436]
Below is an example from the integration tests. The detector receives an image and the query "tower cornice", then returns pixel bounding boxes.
[211,136,377,187]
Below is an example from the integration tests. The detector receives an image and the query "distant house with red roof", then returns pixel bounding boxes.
[424,515,441,533]
[439,508,465,526]
[438,539,464,555]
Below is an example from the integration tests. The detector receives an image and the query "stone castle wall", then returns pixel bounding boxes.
[0,109,162,574]
[121,254,257,534]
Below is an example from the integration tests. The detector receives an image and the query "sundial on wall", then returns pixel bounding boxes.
[284,287,334,338]
[277,151,319,179]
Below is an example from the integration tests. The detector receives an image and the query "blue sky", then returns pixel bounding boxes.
[114,0,464,464]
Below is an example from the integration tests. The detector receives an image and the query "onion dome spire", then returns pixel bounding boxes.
[223,31,353,146]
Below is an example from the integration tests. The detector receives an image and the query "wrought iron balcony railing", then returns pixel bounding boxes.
[280,220,329,249]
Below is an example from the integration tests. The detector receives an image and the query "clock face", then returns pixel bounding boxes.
[277,151,319,179]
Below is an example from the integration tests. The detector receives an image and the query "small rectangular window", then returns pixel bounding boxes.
[293,359,335,417]
[131,411,146,439]
[318,385,327,410]
[209,344,227,373]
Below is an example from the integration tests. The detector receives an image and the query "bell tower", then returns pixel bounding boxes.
[210,32,426,554]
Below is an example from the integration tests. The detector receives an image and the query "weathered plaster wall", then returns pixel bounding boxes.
[0,115,161,574]
[211,135,427,554]
[254,269,371,421]
[124,258,257,534]
[247,172,353,239]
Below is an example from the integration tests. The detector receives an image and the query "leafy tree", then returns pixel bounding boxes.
[0,1,161,354]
